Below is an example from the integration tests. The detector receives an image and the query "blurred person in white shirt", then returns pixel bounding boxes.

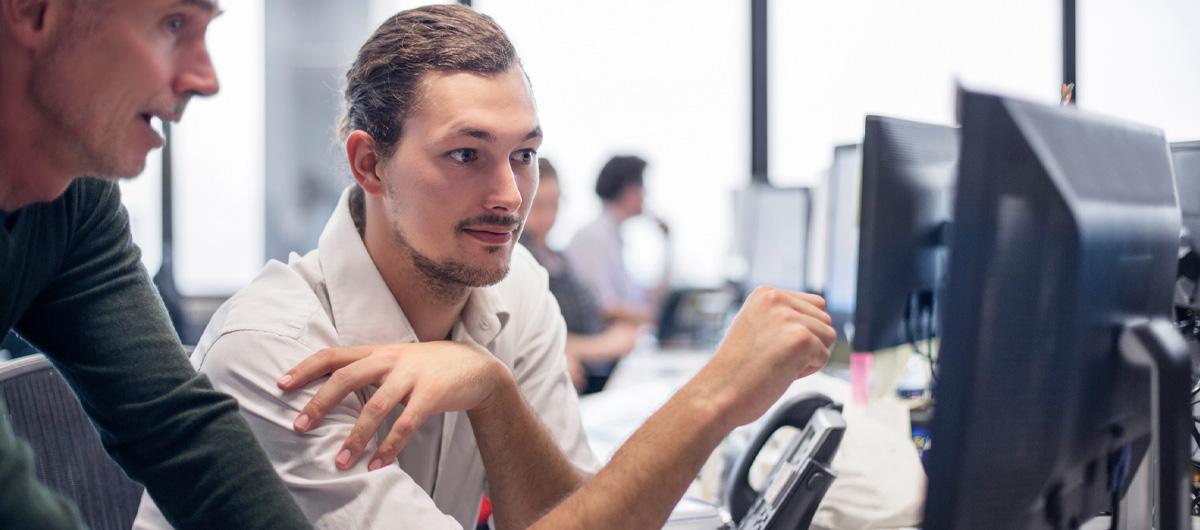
[521,158,639,393]
[566,155,671,326]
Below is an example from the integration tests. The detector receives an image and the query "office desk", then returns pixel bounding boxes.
[578,348,926,529]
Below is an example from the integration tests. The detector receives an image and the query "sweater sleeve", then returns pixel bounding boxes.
[15,179,311,529]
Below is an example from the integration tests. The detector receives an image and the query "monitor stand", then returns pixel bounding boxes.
[1119,319,1193,530]
[1080,453,1153,529]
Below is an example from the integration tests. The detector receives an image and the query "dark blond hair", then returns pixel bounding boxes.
[344,5,519,232]
[338,4,517,159]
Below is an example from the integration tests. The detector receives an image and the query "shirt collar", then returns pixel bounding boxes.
[317,186,510,348]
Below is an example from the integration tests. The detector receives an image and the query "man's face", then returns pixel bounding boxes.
[30,0,221,178]
[619,183,645,217]
[377,66,541,288]
[524,175,559,242]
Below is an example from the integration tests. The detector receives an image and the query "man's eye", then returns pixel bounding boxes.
[165,16,185,33]
[512,149,537,164]
[449,149,478,164]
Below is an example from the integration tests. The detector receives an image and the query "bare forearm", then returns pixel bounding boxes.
[531,380,731,530]
[565,334,622,362]
[565,335,604,362]
[603,306,656,326]
[468,373,587,529]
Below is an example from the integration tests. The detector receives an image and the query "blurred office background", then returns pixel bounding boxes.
[104,0,1200,344]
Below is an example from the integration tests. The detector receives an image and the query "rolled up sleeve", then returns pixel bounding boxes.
[509,274,600,474]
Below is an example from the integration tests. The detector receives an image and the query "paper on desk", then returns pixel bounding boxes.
[703,376,925,530]
[810,401,925,529]
[578,378,680,461]
[664,497,726,529]
[579,372,925,529]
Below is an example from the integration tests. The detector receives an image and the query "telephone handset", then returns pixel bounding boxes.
[723,393,846,530]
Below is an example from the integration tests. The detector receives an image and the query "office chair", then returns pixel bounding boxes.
[0,354,145,530]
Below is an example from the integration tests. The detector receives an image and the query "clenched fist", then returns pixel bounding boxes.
[690,286,835,430]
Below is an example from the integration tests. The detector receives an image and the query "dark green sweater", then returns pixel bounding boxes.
[0,179,311,529]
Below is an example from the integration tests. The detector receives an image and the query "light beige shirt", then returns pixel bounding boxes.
[564,208,650,314]
[133,187,597,529]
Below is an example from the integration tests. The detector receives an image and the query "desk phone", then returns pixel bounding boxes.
[724,394,846,530]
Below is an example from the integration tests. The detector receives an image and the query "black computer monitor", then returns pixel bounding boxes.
[1172,142,1200,251]
[1170,142,1200,352]
[824,143,861,336]
[925,89,1192,530]
[851,116,958,352]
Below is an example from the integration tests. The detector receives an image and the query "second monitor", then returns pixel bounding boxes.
[851,115,959,353]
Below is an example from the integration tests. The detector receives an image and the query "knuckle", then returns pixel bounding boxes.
[383,347,403,362]
[760,287,780,303]
[363,398,389,416]
[315,348,334,364]
[824,326,838,345]
[795,327,819,348]
[306,396,326,413]
[329,369,352,385]
[748,286,769,303]
[423,381,445,397]
[811,294,828,308]
[796,327,817,345]
[771,305,793,322]
[377,441,395,456]
[393,418,415,437]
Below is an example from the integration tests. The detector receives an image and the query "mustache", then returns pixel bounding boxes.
[173,99,190,121]
[456,214,521,232]
[158,93,197,123]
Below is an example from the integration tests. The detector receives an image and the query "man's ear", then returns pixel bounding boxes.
[346,130,385,196]
[2,0,66,51]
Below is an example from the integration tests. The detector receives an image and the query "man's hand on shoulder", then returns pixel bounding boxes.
[688,286,835,431]
[276,341,516,472]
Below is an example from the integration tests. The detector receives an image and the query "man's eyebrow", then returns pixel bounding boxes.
[444,126,543,143]
[178,0,224,17]
[451,128,494,142]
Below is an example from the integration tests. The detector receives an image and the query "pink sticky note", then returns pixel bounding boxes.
[850,352,872,405]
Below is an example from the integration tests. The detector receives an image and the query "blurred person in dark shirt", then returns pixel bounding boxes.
[521,158,638,393]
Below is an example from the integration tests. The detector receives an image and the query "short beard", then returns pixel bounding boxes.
[391,222,511,304]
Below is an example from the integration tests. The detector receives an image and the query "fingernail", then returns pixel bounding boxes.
[277,374,293,386]
[294,414,310,431]
[368,458,383,471]
[336,449,352,467]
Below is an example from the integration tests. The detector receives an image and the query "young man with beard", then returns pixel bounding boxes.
[0,0,311,528]
[135,5,836,529]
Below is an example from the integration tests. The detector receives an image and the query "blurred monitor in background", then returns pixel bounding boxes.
[823,143,862,339]
[1169,142,1200,354]
[1170,142,1200,256]
[731,185,811,294]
